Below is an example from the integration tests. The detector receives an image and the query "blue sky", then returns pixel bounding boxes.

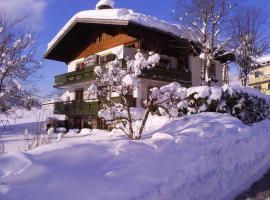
[0,0,269,95]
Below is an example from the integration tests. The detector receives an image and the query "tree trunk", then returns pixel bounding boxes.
[136,106,152,140]
[241,77,247,87]
[206,61,212,87]
[200,60,206,86]
[123,96,134,139]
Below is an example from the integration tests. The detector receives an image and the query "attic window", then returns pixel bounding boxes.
[84,54,99,67]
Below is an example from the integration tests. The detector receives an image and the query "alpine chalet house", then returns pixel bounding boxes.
[248,54,270,95]
[44,0,226,129]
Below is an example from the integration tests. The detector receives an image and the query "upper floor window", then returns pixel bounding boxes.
[178,54,189,70]
[76,62,86,71]
[158,55,177,70]
[159,58,170,69]
[255,71,260,78]
[99,53,116,65]
[268,83,270,90]
[254,85,262,91]
[211,62,216,77]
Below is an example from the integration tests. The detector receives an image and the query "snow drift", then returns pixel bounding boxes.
[1,113,270,200]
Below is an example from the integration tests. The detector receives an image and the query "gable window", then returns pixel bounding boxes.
[84,54,99,68]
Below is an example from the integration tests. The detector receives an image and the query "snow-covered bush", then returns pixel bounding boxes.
[224,91,270,124]
[173,84,270,124]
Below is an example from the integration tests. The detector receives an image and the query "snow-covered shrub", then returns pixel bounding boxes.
[225,91,270,124]
[175,85,270,124]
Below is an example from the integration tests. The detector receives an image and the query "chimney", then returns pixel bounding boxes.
[96,0,115,10]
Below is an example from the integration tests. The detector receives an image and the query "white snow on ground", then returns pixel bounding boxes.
[0,106,65,152]
[1,111,270,200]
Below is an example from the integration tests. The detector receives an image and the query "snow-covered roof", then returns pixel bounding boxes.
[256,54,270,65]
[96,0,115,9]
[44,8,189,58]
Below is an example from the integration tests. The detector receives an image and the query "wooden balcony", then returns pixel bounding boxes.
[54,68,97,88]
[54,65,192,88]
[140,68,192,86]
[54,101,101,116]
[54,97,137,116]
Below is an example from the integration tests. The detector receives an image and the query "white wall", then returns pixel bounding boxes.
[136,78,172,107]
[189,56,223,86]
[67,58,84,73]
[189,56,201,86]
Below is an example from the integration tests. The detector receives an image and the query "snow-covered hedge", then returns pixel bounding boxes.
[154,83,270,125]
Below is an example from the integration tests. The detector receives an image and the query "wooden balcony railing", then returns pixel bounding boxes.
[54,101,101,116]
[54,65,192,88]
[140,68,192,85]
[54,68,97,88]
[54,97,137,116]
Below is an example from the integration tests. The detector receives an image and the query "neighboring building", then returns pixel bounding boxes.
[44,0,228,129]
[248,55,270,95]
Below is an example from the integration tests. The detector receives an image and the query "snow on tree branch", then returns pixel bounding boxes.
[175,0,234,85]
[95,51,184,140]
[0,11,41,114]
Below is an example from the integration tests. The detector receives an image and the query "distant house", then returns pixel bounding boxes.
[248,55,270,95]
[44,0,228,129]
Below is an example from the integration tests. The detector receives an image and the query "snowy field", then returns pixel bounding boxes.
[1,109,270,200]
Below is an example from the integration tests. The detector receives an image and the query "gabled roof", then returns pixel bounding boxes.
[256,54,270,66]
[44,8,190,60]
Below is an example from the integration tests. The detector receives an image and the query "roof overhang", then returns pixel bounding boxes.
[44,18,130,61]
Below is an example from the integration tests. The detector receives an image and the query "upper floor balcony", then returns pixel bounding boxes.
[54,68,97,88]
[54,65,192,88]
[54,46,192,88]
[140,67,192,86]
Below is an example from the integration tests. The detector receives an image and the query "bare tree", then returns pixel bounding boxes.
[0,11,41,115]
[175,0,234,86]
[232,6,270,86]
